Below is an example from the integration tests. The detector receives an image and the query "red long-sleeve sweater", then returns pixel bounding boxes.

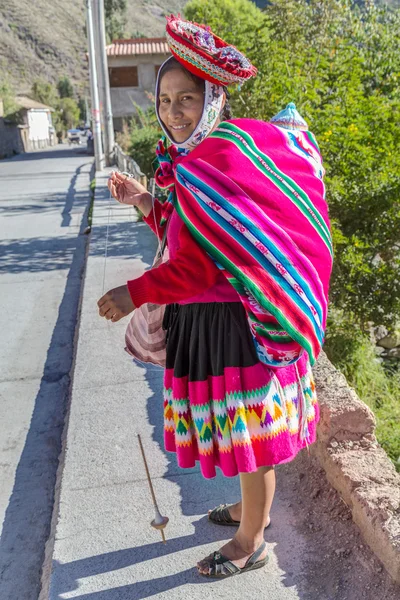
[127,200,237,307]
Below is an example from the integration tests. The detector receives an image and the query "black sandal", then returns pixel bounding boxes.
[197,540,269,578]
[208,504,240,526]
[208,504,271,528]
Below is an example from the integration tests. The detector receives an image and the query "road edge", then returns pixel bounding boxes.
[38,163,95,600]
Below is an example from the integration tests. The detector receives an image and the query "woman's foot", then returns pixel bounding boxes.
[208,501,271,528]
[197,535,269,575]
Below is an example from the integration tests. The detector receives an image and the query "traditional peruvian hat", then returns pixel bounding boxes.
[165,14,257,87]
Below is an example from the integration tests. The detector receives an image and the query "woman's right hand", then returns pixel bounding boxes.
[108,171,150,209]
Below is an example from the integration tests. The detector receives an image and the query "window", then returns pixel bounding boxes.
[109,66,138,88]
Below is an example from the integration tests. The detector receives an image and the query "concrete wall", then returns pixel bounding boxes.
[108,53,168,126]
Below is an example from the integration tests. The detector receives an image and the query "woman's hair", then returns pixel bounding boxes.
[158,57,232,121]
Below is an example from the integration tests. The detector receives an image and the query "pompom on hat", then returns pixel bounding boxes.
[270,102,309,131]
[165,14,257,87]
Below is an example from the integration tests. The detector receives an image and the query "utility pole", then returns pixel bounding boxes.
[92,2,106,154]
[86,0,104,171]
[96,0,115,166]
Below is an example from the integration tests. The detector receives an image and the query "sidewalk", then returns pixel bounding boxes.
[46,172,400,600]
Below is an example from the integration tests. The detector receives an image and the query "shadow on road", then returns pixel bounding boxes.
[0,146,90,164]
[0,220,155,275]
[0,165,92,600]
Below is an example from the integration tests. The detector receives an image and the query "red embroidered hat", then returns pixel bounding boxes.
[165,15,257,87]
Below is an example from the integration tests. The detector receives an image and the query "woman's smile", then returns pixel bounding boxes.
[169,123,191,131]
[158,68,205,143]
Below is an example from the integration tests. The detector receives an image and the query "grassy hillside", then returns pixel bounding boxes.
[0,0,88,95]
[125,1,188,38]
[0,0,187,96]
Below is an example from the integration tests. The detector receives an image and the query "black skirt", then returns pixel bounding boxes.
[163,302,259,381]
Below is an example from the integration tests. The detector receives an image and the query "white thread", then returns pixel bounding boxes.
[102,188,112,295]
[151,178,162,255]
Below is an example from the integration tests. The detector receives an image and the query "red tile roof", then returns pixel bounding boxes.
[107,37,170,57]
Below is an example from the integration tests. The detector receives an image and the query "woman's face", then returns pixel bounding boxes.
[158,68,204,143]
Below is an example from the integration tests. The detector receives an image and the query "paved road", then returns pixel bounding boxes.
[0,144,93,600]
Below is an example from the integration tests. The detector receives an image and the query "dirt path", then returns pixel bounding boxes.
[278,453,400,600]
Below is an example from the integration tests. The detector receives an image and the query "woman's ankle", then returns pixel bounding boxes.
[229,501,270,526]
[234,531,265,555]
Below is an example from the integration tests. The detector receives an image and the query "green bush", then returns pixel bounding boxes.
[129,126,161,180]
[324,309,400,471]
[127,101,162,179]
[31,79,81,133]
[0,80,19,118]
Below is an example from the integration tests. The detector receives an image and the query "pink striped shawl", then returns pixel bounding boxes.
[159,119,333,367]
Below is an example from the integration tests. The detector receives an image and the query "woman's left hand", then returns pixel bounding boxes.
[97,285,135,322]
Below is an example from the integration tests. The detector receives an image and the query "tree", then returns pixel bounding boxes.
[58,97,80,130]
[57,76,74,99]
[186,0,400,331]
[128,101,162,179]
[104,0,127,42]
[185,0,264,51]
[0,80,19,119]
[77,97,87,123]
[31,81,58,108]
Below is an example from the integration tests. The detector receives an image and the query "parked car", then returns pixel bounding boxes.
[67,129,82,145]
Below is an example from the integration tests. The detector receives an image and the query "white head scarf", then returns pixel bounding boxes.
[155,56,225,152]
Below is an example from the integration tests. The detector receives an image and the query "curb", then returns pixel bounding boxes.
[312,352,400,583]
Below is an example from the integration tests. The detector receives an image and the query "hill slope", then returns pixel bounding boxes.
[0,0,89,95]
[0,0,187,96]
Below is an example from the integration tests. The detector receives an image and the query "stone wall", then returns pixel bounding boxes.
[312,351,400,583]
[373,325,400,368]
[0,118,25,158]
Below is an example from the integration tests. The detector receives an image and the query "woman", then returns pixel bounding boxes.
[98,15,332,578]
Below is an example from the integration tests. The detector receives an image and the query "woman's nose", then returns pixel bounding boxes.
[169,101,183,120]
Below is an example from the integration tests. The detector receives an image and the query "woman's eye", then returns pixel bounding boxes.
[182,96,192,101]
[160,98,170,104]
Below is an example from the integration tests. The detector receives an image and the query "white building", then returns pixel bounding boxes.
[15,96,55,150]
[106,37,170,131]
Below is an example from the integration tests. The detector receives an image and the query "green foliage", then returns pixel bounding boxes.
[57,76,74,99]
[129,125,161,180]
[126,100,162,179]
[77,97,87,123]
[104,0,127,42]
[0,79,19,119]
[185,0,262,50]
[31,78,80,133]
[31,80,58,107]
[325,309,400,470]
[58,97,80,130]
